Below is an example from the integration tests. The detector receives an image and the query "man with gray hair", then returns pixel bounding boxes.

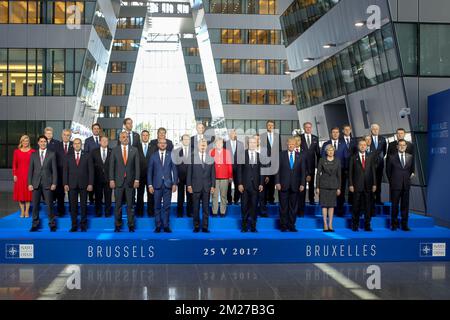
[370,123,387,205]
[54,129,73,216]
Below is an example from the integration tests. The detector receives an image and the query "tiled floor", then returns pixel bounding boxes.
[1,193,449,300]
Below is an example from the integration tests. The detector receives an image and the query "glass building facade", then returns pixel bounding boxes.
[280,0,340,46]
[204,0,277,15]
[215,59,288,75]
[293,23,400,110]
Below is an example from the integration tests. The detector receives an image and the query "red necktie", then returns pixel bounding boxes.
[76,152,80,166]
[362,154,366,170]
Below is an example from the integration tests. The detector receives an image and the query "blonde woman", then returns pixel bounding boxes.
[316,144,341,232]
[12,135,36,218]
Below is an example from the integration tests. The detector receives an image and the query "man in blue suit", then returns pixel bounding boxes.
[84,123,102,154]
[370,123,387,205]
[148,138,178,233]
[321,127,347,215]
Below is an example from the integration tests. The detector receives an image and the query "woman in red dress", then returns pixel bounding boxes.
[12,135,36,218]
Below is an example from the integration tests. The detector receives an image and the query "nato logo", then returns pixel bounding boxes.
[5,244,34,259]
[420,243,433,257]
[420,243,446,257]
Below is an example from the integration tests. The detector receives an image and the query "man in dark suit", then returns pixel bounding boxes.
[84,123,102,154]
[387,128,415,159]
[91,136,112,217]
[340,125,357,212]
[28,135,58,232]
[225,129,245,205]
[175,134,193,217]
[63,138,94,232]
[54,129,73,216]
[386,139,415,231]
[149,127,174,153]
[136,130,153,217]
[44,127,59,152]
[349,139,377,232]
[190,122,215,152]
[123,117,141,148]
[300,122,321,211]
[148,138,178,233]
[187,139,216,233]
[275,137,306,232]
[321,127,347,215]
[259,120,282,214]
[109,131,140,232]
[370,124,387,205]
[237,137,264,233]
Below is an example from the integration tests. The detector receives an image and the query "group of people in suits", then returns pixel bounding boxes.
[13,117,415,234]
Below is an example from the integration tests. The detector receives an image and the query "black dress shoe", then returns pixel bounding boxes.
[129,227,135,232]
[114,227,121,233]
[281,228,288,232]
[202,228,210,233]
[154,228,161,233]
[250,228,257,233]
[50,226,57,232]
[391,226,398,231]
[69,227,78,232]
[193,228,200,233]
[260,213,268,218]
[105,214,112,218]
[220,214,226,218]
[187,214,193,218]
[323,229,329,232]
[329,229,335,232]
[164,227,172,233]
[365,227,373,232]
[95,213,102,218]
[80,226,87,232]
[148,213,155,218]
[176,213,183,218]
[401,226,411,231]
[289,227,298,232]
[240,228,247,233]
[30,226,39,232]
[352,226,359,232]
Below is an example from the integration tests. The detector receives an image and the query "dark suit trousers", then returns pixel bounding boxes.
[154,187,172,229]
[337,169,353,214]
[374,163,384,203]
[390,188,410,228]
[136,175,152,216]
[352,191,373,228]
[279,189,298,230]
[241,189,258,228]
[31,186,55,228]
[114,186,135,228]
[55,182,66,215]
[94,182,112,216]
[264,175,275,204]
[193,190,210,229]
[297,189,306,216]
[227,170,241,204]
[69,188,88,228]
[177,179,193,215]
[307,177,315,203]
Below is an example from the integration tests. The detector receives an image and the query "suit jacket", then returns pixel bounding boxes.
[237,151,265,191]
[387,140,414,158]
[259,131,282,158]
[348,153,377,192]
[300,133,321,173]
[224,139,245,168]
[342,136,358,168]
[91,147,112,185]
[84,135,101,154]
[386,153,415,190]
[149,138,173,154]
[275,150,306,192]
[147,150,178,189]
[321,139,347,169]
[123,131,140,148]
[109,145,140,188]
[63,151,94,189]
[175,146,192,182]
[28,149,58,189]
[55,141,74,168]
[137,142,153,179]
[190,135,215,151]
[371,135,387,167]
[186,152,216,192]
[46,138,59,152]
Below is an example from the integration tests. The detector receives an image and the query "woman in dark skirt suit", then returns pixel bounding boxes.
[316,144,341,232]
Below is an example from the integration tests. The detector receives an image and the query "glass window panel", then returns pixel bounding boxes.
[84,1,96,24]
[9,0,27,23]
[420,24,450,77]
[75,49,85,71]
[0,1,8,23]
[54,1,66,24]
[8,49,26,72]
[395,23,418,76]
[0,49,7,71]
[53,73,64,96]
[65,49,74,72]
[65,72,74,95]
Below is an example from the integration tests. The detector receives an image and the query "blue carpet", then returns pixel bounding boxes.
[1,203,449,264]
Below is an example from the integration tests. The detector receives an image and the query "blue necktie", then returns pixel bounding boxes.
[268,134,273,147]
[144,144,148,157]
[289,152,294,169]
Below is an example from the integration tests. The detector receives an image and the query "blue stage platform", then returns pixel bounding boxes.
[0,204,449,264]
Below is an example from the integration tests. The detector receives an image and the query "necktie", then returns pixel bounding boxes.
[401,153,405,168]
[144,143,148,157]
[76,152,80,166]
[184,147,188,159]
[102,149,106,163]
[289,152,294,169]
[201,152,205,167]
[95,136,99,146]
[307,135,311,149]
[268,133,273,146]
[334,141,337,150]
[373,136,378,150]
[346,138,349,149]
[64,143,68,154]
[160,152,164,166]
[40,151,44,166]
[250,152,255,165]
[232,141,236,155]
[123,146,127,165]
[362,154,366,170]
